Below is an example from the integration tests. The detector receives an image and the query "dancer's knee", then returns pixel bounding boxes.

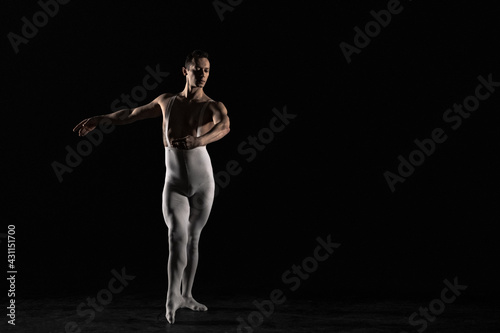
[187,234,201,252]
[168,229,188,246]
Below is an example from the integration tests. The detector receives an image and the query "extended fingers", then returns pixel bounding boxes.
[79,128,90,136]
[73,119,87,132]
[73,118,92,136]
[171,137,191,149]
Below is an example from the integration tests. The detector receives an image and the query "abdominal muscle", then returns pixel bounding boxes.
[162,123,215,148]
[161,98,215,148]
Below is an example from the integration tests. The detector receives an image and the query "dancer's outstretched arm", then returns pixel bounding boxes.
[73,93,170,136]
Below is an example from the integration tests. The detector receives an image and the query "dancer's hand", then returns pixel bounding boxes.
[73,116,104,136]
[171,136,200,149]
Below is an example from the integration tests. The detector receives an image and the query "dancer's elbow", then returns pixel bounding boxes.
[221,122,230,136]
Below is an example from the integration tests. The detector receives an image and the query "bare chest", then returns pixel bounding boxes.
[162,98,211,145]
[172,103,202,129]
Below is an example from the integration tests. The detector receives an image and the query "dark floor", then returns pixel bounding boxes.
[1,293,498,333]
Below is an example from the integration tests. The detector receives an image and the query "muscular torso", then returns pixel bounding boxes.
[159,94,215,147]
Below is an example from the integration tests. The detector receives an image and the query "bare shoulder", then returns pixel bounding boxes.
[152,93,175,110]
[154,93,175,104]
[207,99,228,115]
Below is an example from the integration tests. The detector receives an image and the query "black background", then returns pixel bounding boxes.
[2,0,500,303]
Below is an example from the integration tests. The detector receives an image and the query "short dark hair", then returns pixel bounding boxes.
[185,50,209,68]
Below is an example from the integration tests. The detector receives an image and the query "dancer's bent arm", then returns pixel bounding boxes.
[73,94,169,137]
[199,102,230,145]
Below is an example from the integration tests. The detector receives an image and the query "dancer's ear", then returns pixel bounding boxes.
[182,67,188,76]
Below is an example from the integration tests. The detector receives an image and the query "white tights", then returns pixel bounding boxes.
[162,146,215,299]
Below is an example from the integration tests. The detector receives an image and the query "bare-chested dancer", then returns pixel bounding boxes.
[73,50,230,324]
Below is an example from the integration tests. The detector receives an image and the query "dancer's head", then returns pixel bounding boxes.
[183,50,210,89]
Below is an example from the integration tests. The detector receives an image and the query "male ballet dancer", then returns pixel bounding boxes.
[73,50,230,324]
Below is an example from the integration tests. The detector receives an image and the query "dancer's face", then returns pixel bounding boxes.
[183,57,210,88]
